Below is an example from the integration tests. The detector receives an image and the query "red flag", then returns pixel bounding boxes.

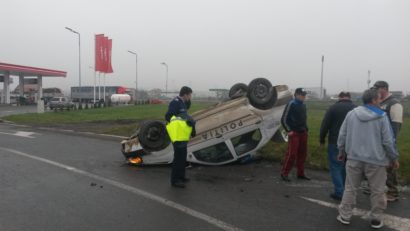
[106,38,113,73]
[95,34,105,72]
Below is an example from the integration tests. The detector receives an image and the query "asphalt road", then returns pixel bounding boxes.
[0,123,409,231]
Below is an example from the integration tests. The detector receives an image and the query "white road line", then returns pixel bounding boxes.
[0,147,244,231]
[0,131,36,138]
[301,197,410,231]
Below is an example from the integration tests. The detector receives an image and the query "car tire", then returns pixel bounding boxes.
[229,83,248,99]
[248,78,277,109]
[138,120,170,152]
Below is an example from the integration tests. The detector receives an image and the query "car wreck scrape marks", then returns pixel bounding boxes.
[301,197,410,231]
[0,131,37,138]
[0,147,244,231]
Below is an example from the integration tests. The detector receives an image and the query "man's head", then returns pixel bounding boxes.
[294,88,307,101]
[179,86,193,102]
[373,80,389,99]
[362,88,382,107]
[338,91,351,100]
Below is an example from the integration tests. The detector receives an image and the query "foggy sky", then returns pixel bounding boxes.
[1,0,409,95]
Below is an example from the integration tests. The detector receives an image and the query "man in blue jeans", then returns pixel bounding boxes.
[319,92,356,200]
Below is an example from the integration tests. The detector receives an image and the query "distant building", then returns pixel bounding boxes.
[209,89,229,100]
[390,91,404,99]
[303,87,326,100]
[12,85,63,104]
[71,86,134,102]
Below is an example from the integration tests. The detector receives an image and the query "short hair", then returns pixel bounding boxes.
[338,91,351,98]
[179,86,192,96]
[373,80,389,90]
[362,88,379,104]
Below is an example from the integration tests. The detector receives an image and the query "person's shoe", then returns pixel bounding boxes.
[386,194,399,202]
[337,215,350,225]
[370,219,383,229]
[297,175,311,181]
[330,193,342,201]
[171,181,185,188]
[281,174,291,182]
[182,177,190,183]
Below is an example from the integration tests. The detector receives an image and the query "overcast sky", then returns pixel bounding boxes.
[1,0,409,95]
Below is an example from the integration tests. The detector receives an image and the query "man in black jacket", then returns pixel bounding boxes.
[320,92,356,200]
[280,88,310,182]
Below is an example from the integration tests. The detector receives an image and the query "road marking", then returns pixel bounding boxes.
[0,131,37,138]
[301,197,410,231]
[0,147,244,231]
[286,180,332,188]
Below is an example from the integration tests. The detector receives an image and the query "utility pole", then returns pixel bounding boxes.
[367,70,371,89]
[320,55,324,100]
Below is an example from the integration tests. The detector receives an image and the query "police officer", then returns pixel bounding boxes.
[165,86,195,188]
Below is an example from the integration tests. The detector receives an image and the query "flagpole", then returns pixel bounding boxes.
[98,72,101,100]
[94,34,96,104]
[93,70,96,103]
[103,73,106,104]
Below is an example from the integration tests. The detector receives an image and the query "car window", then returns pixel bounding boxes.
[231,129,262,156]
[51,98,59,102]
[193,142,233,163]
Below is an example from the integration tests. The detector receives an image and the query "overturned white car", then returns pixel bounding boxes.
[121,78,292,166]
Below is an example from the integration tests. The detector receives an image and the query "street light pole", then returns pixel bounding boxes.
[367,70,371,89]
[160,62,168,95]
[65,26,82,105]
[320,55,324,100]
[128,50,138,101]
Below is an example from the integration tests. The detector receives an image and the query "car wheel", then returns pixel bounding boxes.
[138,120,170,152]
[229,83,248,99]
[248,78,277,109]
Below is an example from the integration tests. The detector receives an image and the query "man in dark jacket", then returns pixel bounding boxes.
[373,80,403,202]
[165,86,194,188]
[280,88,310,182]
[320,92,356,200]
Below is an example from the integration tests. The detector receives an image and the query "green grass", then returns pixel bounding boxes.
[2,103,213,137]
[3,103,211,124]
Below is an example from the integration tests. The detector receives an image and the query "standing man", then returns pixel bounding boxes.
[319,92,356,201]
[337,88,399,229]
[165,86,195,188]
[373,80,403,202]
[280,88,310,182]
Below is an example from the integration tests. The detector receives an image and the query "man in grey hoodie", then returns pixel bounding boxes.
[336,88,399,229]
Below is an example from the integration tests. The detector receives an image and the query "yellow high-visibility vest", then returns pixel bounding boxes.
[166,116,193,142]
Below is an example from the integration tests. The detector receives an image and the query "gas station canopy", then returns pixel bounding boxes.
[0,62,67,105]
[0,62,66,77]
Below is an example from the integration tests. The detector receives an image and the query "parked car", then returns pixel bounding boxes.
[121,78,292,166]
[48,97,75,110]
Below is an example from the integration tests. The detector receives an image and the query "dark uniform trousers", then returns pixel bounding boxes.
[171,141,188,184]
